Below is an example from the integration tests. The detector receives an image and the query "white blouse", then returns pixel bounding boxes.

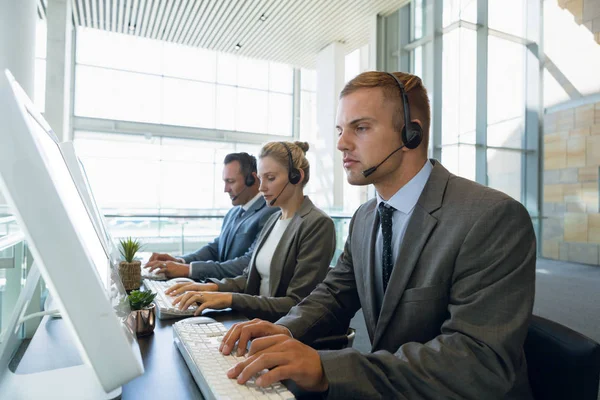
[254,217,292,297]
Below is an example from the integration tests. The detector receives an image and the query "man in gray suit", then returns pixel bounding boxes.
[145,153,278,281]
[220,72,536,399]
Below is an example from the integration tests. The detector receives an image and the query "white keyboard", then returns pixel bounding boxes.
[174,317,295,400]
[143,279,197,319]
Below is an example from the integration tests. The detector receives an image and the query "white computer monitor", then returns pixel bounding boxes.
[0,69,144,398]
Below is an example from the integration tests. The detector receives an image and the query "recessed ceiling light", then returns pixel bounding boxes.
[259,13,267,22]
[128,23,135,32]
[234,43,241,50]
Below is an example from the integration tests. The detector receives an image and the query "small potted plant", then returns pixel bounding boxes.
[118,237,143,291]
[125,290,157,337]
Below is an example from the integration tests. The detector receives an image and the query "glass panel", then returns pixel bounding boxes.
[74,66,162,123]
[160,138,220,163]
[269,62,293,94]
[413,46,423,78]
[487,36,525,125]
[300,91,317,139]
[76,27,163,75]
[217,53,238,85]
[268,93,292,136]
[412,0,425,40]
[441,144,476,181]
[544,0,600,96]
[345,49,360,83]
[162,78,216,128]
[443,0,477,27]
[160,161,213,209]
[543,68,570,108]
[488,118,524,148]
[442,28,476,145]
[215,85,237,131]
[487,149,522,201]
[237,57,269,90]
[236,88,268,133]
[489,0,526,37]
[162,44,217,82]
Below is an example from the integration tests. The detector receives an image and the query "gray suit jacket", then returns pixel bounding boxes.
[180,196,278,281]
[208,196,336,322]
[277,161,536,399]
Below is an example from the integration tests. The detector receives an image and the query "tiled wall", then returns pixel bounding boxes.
[542,102,600,265]
[559,0,600,44]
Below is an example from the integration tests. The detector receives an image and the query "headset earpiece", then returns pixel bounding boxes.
[281,142,302,185]
[388,73,423,150]
[244,173,255,187]
[401,124,423,150]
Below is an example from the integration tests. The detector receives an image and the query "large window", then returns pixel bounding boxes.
[74,132,261,213]
[74,28,294,136]
[401,0,537,203]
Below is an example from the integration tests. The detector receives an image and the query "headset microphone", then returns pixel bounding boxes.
[269,181,290,206]
[231,185,248,201]
[361,144,406,178]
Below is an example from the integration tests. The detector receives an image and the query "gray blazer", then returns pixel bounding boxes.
[180,196,278,281]
[208,196,336,322]
[277,161,536,399]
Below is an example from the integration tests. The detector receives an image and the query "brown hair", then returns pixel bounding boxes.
[259,141,310,186]
[340,71,430,152]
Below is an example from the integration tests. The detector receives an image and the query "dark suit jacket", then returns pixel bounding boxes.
[180,196,278,281]
[208,196,336,322]
[277,161,537,399]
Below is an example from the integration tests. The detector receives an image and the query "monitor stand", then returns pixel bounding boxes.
[0,263,122,399]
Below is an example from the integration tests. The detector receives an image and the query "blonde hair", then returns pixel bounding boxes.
[259,141,310,186]
[340,71,430,152]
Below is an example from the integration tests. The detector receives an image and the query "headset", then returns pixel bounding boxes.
[281,142,301,185]
[361,73,423,178]
[240,152,256,187]
[268,143,301,206]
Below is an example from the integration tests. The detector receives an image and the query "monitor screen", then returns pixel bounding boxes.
[0,69,144,394]
[24,111,110,289]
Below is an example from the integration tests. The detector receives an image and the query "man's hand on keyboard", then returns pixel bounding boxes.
[164,282,217,296]
[147,252,182,263]
[145,260,189,278]
[172,291,232,315]
[220,319,292,357]
[226,334,329,393]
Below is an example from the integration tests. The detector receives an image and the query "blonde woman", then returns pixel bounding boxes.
[166,141,335,322]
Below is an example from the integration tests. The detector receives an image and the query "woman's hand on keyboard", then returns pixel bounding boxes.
[226,334,329,393]
[172,291,233,315]
[220,319,292,357]
[164,282,216,296]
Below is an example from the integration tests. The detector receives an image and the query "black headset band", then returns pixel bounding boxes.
[386,72,412,134]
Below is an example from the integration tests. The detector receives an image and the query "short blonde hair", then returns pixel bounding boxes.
[259,141,310,186]
[340,71,431,152]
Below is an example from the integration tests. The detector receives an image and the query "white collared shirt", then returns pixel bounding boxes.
[242,192,263,212]
[374,160,433,312]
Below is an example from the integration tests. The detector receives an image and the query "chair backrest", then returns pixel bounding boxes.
[524,315,600,400]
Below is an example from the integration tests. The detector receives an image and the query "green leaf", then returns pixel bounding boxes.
[127,289,157,310]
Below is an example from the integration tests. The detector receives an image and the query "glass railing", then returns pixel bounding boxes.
[104,213,352,265]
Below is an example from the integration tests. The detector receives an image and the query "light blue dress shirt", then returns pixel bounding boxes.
[374,160,433,314]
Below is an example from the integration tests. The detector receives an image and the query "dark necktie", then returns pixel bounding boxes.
[378,202,396,292]
[236,208,245,221]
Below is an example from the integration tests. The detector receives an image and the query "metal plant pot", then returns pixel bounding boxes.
[126,303,156,337]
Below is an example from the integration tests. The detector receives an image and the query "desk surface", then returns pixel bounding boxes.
[16,309,248,399]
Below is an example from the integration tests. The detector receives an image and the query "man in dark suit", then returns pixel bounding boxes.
[219,72,536,399]
[145,153,278,281]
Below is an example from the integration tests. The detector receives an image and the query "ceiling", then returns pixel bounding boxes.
[37,0,407,69]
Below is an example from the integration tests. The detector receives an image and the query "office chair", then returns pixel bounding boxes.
[524,315,600,400]
[310,328,356,350]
